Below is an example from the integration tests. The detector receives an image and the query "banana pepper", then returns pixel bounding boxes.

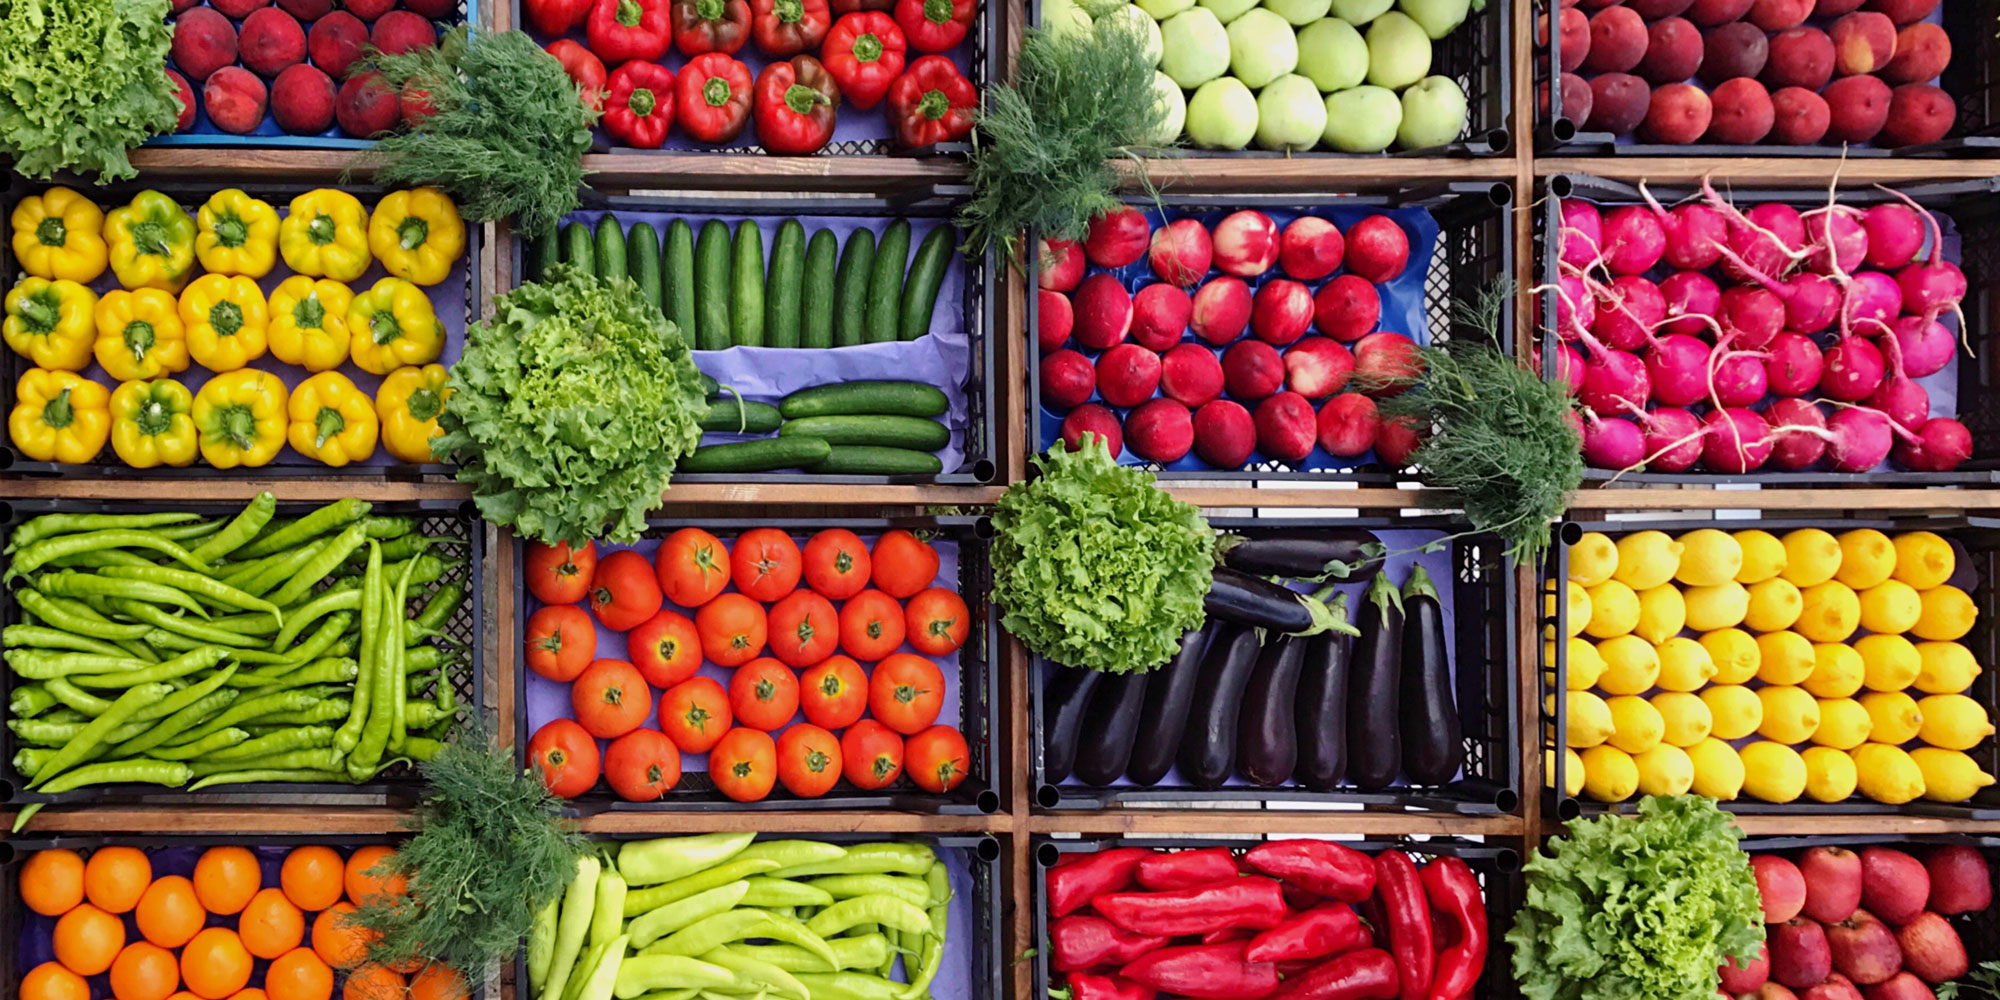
[288,371,379,467]
[193,369,288,469]
[348,277,445,375]
[280,189,373,282]
[377,363,450,464]
[5,278,98,371]
[268,276,353,372]
[9,369,110,464]
[110,378,199,469]
[181,273,271,373]
[195,189,281,278]
[94,289,190,381]
[11,186,108,283]
[368,187,466,286]
[105,191,197,292]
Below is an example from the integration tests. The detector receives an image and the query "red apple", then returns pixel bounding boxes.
[1086,207,1151,269]
[1251,279,1314,346]
[1862,973,1938,1000]
[1825,910,1903,985]
[1096,343,1162,407]
[1315,392,1380,458]
[1039,237,1084,291]
[1923,846,1991,915]
[1895,913,1967,983]
[1801,848,1864,925]
[1192,399,1256,468]
[1073,274,1135,350]
[1344,216,1411,283]
[1160,343,1225,407]
[1060,404,1122,457]
[1036,290,1073,352]
[1772,918,1834,990]
[1040,349,1096,410]
[1212,210,1281,278]
[1125,398,1193,463]
[1722,943,1772,995]
[1278,216,1344,280]
[1149,218,1213,287]
[1131,283,1193,351]
[1313,274,1382,341]
[1858,848,1929,927]
[1756,855,1810,924]
[1255,392,1318,462]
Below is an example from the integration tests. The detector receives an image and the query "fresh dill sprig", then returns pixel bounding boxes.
[1942,961,2000,1000]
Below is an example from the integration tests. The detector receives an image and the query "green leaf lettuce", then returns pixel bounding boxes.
[0,0,180,182]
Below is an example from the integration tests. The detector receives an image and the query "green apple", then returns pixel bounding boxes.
[1137,0,1195,21]
[1159,8,1231,87]
[1397,0,1469,38]
[1098,4,1165,65]
[1321,84,1400,151]
[1042,0,1094,36]
[1295,17,1367,90]
[1396,74,1466,148]
[1328,0,1391,23]
[1227,8,1297,88]
[1198,0,1260,24]
[1149,71,1188,144]
[1263,0,1330,26]
[1255,73,1326,150]
[1186,77,1258,148]
[1365,10,1430,89]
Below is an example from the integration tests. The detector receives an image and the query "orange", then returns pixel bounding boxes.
[310,904,373,970]
[341,847,403,907]
[136,876,206,949]
[407,965,467,1000]
[21,963,89,1000]
[21,849,85,917]
[193,847,261,916]
[239,888,305,960]
[179,927,253,1000]
[110,942,181,1000]
[83,846,152,915]
[53,902,125,976]
[279,847,345,912]
[340,966,403,1000]
[264,948,334,1000]
[229,990,269,1000]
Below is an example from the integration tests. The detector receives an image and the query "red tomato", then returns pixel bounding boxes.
[905,724,970,793]
[869,530,939,598]
[588,550,663,631]
[527,719,600,798]
[799,655,868,730]
[695,593,768,667]
[709,728,777,803]
[571,659,652,739]
[603,728,681,801]
[838,590,906,661]
[903,587,969,656]
[839,719,904,790]
[765,590,838,668]
[802,529,872,600]
[656,528,731,608]
[776,724,842,798]
[731,529,803,602]
[728,657,800,731]
[526,540,597,605]
[658,677,731,753]
[628,610,702,689]
[868,653,945,734]
[525,605,596,682]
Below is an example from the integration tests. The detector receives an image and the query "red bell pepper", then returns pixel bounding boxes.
[1243,841,1376,903]
[587,0,672,63]
[893,0,974,52]
[1419,858,1486,1000]
[1246,904,1371,964]
[675,53,754,143]
[753,55,838,154]
[673,0,752,55]
[822,11,905,110]
[1061,973,1156,1000]
[604,61,675,148]
[546,39,609,111]
[1050,914,1170,972]
[526,0,594,36]
[888,56,975,150]
[1047,847,1150,918]
[1270,948,1400,1000]
[1135,846,1239,891]
[1373,851,1432,1000]
[1119,942,1278,1000]
[751,0,830,55]
[1093,878,1287,938]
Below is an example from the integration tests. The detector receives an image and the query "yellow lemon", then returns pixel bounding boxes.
[1860,691,1924,745]
[1757,685,1821,744]
[1584,580,1640,639]
[1755,630,1816,686]
[1633,585,1687,644]
[1565,636,1606,690]
[1734,529,1787,584]
[1859,580,1923,636]
[1566,582,1591,636]
[1676,529,1744,587]
[1912,748,1995,803]
[1570,531,1619,587]
[1701,629,1761,684]
[1915,585,1976,641]
[1655,637,1717,692]
[1687,738,1745,800]
[1811,698,1873,750]
[1797,581,1861,643]
[1595,636,1661,695]
[1739,742,1808,803]
[1892,531,1954,591]
[1804,643,1865,699]
[1702,685,1764,740]
[1852,743,1926,804]
[1614,531,1683,591]
[1651,691,1713,747]
[1915,641,1982,695]
[1580,745,1638,802]
[1566,691,1614,748]
[1835,529,1897,589]
[1607,695,1665,754]
[1857,634,1921,692]
[1916,694,1994,751]
[1545,748,1586,797]
[1781,529,1844,587]
[1743,578,1804,632]
[1802,746,1859,803]
[1633,744,1695,796]
[1684,582,1750,632]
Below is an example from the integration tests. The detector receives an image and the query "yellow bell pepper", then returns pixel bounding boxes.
[109,378,199,469]
[11,186,107,283]
[280,189,372,282]
[377,363,450,464]
[105,190,197,292]
[267,276,353,372]
[195,189,281,278]
[181,274,270,373]
[348,277,446,375]
[94,289,190,382]
[193,369,288,469]
[288,371,379,467]
[368,187,466,286]
[9,369,110,464]
[4,277,98,371]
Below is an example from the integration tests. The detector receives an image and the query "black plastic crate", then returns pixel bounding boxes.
[1027,184,1514,481]
[513,515,1001,815]
[1030,516,1518,813]
[0,177,483,479]
[0,497,485,806]
[1737,834,2000,964]
[508,191,997,486]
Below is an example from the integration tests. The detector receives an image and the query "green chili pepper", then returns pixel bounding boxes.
[10,718,90,745]
[9,512,200,552]
[4,625,135,657]
[619,833,758,886]
[334,542,382,755]
[405,644,448,674]
[648,910,837,968]
[171,688,318,746]
[703,947,809,1000]
[13,746,55,778]
[44,678,114,715]
[28,681,174,789]
[731,935,890,974]
[266,523,370,608]
[232,499,371,560]
[528,896,562,993]
[10,684,57,718]
[736,840,850,871]
[400,700,446,729]
[542,856,602,1000]
[128,662,239,725]
[190,747,343,776]
[48,549,155,569]
[12,529,215,576]
[33,758,190,794]
[96,565,283,623]
[107,687,239,756]
[239,658,358,694]
[385,554,458,588]
[629,882,750,948]
[403,736,444,760]
[769,843,936,879]
[622,858,782,917]
[239,538,333,599]
[792,972,906,1000]
[17,591,149,639]
[244,700,349,727]
[805,895,932,938]
[590,870,629,950]
[112,602,257,648]
[6,649,153,679]
[386,550,415,753]
[349,551,401,777]
[154,521,225,542]
[807,875,932,908]
[197,724,335,762]
[38,571,211,619]
[188,492,277,562]
[611,957,737,1000]
[573,933,629,1000]
[183,611,280,635]
[185,767,351,791]
[144,728,250,761]
[272,588,361,651]
[741,878,836,909]
[219,550,290,589]
[69,646,230,688]
[273,612,356,668]
[627,991,697,1000]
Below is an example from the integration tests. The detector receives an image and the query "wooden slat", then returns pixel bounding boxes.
[1729,814,2000,837]
[1567,488,2000,512]
[1536,156,2000,185]
[1027,811,1528,836]
[9,806,414,834]
[1121,156,1518,193]
[582,154,968,193]
[127,149,366,183]
[576,810,1011,834]
[0,478,470,502]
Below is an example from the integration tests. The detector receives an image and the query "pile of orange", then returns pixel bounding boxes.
[18,845,467,1000]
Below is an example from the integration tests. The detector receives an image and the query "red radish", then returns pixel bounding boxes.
[1841,270,1903,336]
[1868,332,1930,431]
[1879,188,1969,335]
[1284,337,1356,399]
[1036,290,1073,351]
[1313,274,1380,341]
[1704,179,1809,283]
[1825,406,1898,472]
[1640,406,1704,472]
[1131,283,1193,351]
[1039,238,1084,291]
[1889,315,1954,378]
[1583,414,1647,469]
[1782,272,1840,333]
[1545,341,1586,396]
[1084,207,1151,268]
[1821,336,1886,401]
[1193,399,1256,468]
[1060,404,1123,457]
[1315,393,1380,458]
[1803,205,1869,275]
[1601,205,1667,275]
[1765,332,1825,396]
[1222,340,1285,399]
[1555,274,1597,341]
[1375,415,1422,466]
[1279,217,1344,280]
[1646,333,1714,407]
[1149,219,1213,287]
[1160,343,1225,407]
[1250,279,1314,345]
[1254,392,1318,463]
[1660,270,1722,335]
[1712,350,1770,408]
[1073,274,1134,349]
[1893,416,1971,471]
[1702,407,1774,473]
[1658,201,1728,270]
[1560,199,1604,272]
[1344,216,1411,283]
[1126,398,1194,463]
[1765,397,1829,470]
[1211,211,1281,277]
[1581,347,1650,418]
[1861,203,1924,270]
[1096,343,1162,407]
[1191,278,1253,344]
[1040,349,1096,410]
[1354,332,1421,397]
[1720,286,1785,348]
[1592,275,1666,350]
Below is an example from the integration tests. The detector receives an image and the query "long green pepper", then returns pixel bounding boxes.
[232,499,370,559]
[334,541,383,754]
[189,492,276,562]
[9,512,199,552]
[28,681,173,789]
[265,522,370,607]
[95,565,282,621]
[39,571,211,618]
[11,529,215,576]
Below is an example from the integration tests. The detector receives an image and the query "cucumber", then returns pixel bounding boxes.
[594,215,627,282]
[779,381,949,419]
[777,415,949,451]
[899,224,955,340]
[810,446,945,476]
[677,436,832,473]
[627,222,662,314]
[732,220,765,347]
[562,221,594,276]
[698,398,784,434]
[833,229,875,348]
[765,218,805,349]
[664,220,698,341]
[699,373,720,396]
[528,226,560,282]
[866,220,909,344]
[694,220,732,351]
[801,228,838,349]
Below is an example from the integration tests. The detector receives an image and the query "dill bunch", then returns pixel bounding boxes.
[350,28,598,236]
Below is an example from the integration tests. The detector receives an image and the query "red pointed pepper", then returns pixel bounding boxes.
[1270,948,1400,1000]
[821,11,905,110]
[1049,914,1170,972]
[587,0,673,62]
[1135,846,1239,892]
[1119,942,1278,1000]
[893,0,974,52]
[1046,847,1150,918]
[1245,904,1371,964]
[753,55,838,154]
[1061,973,1156,1000]
[1093,877,1288,937]
[1374,851,1432,1000]
[546,39,609,111]
[526,0,594,36]
[1419,858,1487,1000]
[751,0,831,55]
[1243,841,1377,903]
[673,0,752,55]
[604,61,676,147]
[676,52,755,144]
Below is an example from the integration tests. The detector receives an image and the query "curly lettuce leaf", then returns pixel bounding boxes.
[0,0,179,182]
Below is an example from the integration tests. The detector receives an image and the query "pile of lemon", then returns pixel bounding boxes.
[1550,527,1995,806]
